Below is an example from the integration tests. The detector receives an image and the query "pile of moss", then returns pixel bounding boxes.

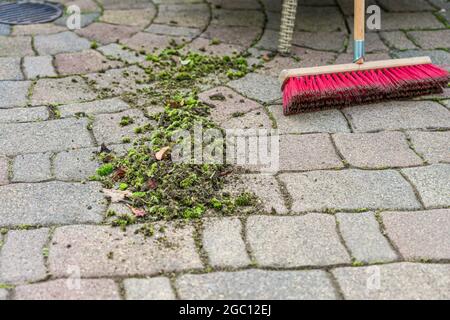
[92,47,258,225]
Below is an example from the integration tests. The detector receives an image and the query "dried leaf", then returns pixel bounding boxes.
[155,146,170,161]
[129,206,146,217]
[103,189,132,203]
[100,143,112,153]
[112,167,126,181]
[147,179,158,190]
[262,53,271,62]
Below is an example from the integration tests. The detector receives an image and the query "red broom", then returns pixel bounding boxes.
[280,0,449,115]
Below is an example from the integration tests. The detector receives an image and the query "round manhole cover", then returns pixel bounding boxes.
[0,1,63,25]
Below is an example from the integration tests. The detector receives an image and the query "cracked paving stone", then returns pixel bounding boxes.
[97,43,146,64]
[124,278,175,300]
[333,263,450,300]
[0,81,31,109]
[408,131,450,164]
[401,164,450,208]
[343,101,450,132]
[0,181,105,226]
[0,118,93,156]
[31,77,96,106]
[0,36,33,57]
[280,170,421,212]
[59,97,130,118]
[336,212,398,263]
[382,209,450,260]
[176,269,338,300]
[0,228,49,284]
[14,279,121,300]
[0,57,23,80]
[76,23,139,45]
[48,223,202,277]
[34,31,91,55]
[202,218,250,268]
[333,131,423,168]
[247,214,351,267]
[0,106,49,123]
[54,50,123,75]
[228,73,281,103]
[23,56,57,79]
[12,153,52,183]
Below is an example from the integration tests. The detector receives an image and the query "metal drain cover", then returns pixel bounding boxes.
[0,1,63,25]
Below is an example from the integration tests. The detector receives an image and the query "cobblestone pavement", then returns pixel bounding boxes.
[0,0,449,300]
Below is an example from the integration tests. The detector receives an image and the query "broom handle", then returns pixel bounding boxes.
[354,0,365,64]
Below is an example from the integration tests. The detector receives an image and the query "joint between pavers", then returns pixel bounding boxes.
[239,217,258,267]
[325,269,345,300]
[397,169,427,210]
[374,210,405,261]
[192,220,212,270]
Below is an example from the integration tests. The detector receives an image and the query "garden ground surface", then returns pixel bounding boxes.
[0,0,449,300]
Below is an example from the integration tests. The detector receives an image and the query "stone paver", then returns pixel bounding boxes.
[155,4,210,28]
[0,289,8,300]
[280,170,421,212]
[55,12,100,29]
[123,278,175,300]
[336,212,398,263]
[343,101,450,132]
[185,37,245,56]
[0,58,22,80]
[202,218,250,268]
[11,23,66,36]
[269,105,351,134]
[34,32,91,55]
[408,30,450,49]
[14,279,121,300]
[54,148,98,181]
[0,118,93,156]
[0,36,33,57]
[76,23,139,45]
[48,224,202,277]
[279,134,343,171]
[374,12,443,30]
[12,153,52,183]
[293,31,346,52]
[59,98,130,118]
[0,81,30,108]
[145,24,201,39]
[333,263,450,300]
[377,0,434,12]
[0,107,49,123]
[401,164,450,208]
[228,73,280,103]
[0,229,49,284]
[0,182,105,226]
[333,132,423,168]
[394,49,450,68]
[408,131,450,164]
[202,26,261,47]
[176,269,338,300]
[97,43,146,64]
[31,77,96,106]
[379,31,417,50]
[247,214,351,267]
[0,24,10,36]
[212,9,264,28]
[23,56,57,79]
[221,108,272,130]
[0,157,8,186]
[382,209,450,260]
[55,50,123,75]
[101,8,156,27]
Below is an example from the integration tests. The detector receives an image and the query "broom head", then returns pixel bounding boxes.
[280,57,449,115]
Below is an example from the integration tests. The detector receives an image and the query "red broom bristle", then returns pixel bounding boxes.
[282,63,449,115]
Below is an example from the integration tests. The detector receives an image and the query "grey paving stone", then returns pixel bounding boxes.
[202,218,250,268]
[49,223,202,277]
[12,153,52,183]
[377,0,434,11]
[97,43,146,64]
[334,52,391,65]
[0,58,23,80]
[0,289,8,300]
[101,8,156,27]
[211,9,264,28]
[202,26,261,47]
[34,31,91,55]
[255,29,279,51]
[0,156,8,186]
[378,12,444,30]
[54,147,98,181]
[31,77,96,106]
[336,212,398,263]
[408,30,450,50]
[14,279,121,300]
[209,0,261,10]
[348,33,388,53]
[382,209,450,260]
[0,181,105,227]
[77,22,140,45]
[279,170,421,212]
[92,109,148,145]
[123,278,175,300]
[0,36,33,57]
[333,132,423,168]
[228,73,280,103]
[54,12,100,28]
[0,81,31,108]
[0,24,10,36]
[226,174,288,214]
[408,131,450,164]
[393,49,450,68]
[379,31,417,50]
[11,23,66,36]
[23,56,57,79]
[401,164,450,208]
[221,109,272,130]
[59,98,130,118]
[155,3,210,28]
[247,214,351,267]
[293,31,347,52]
[268,105,351,134]
[145,24,201,39]
[54,49,123,75]
[0,118,93,156]
[279,134,343,171]
[0,228,49,284]
[294,6,346,32]
[184,37,246,56]
[176,269,338,300]
[0,107,49,123]
[100,0,155,9]
[343,101,450,132]
[333,263,450,300]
